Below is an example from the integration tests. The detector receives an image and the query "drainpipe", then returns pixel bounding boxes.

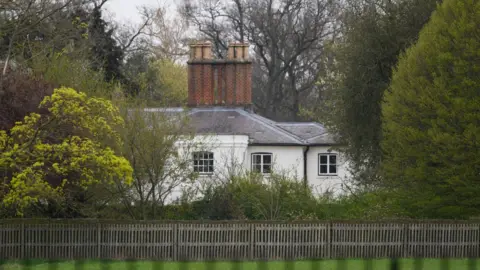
[303,145,310,188]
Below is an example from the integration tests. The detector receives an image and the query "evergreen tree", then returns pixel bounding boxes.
[88,8,124,83]
[382,0,480,218]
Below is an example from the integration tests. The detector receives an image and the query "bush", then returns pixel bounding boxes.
[174,172,320,221]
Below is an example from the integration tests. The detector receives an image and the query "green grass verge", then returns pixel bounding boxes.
[0,259,478,270]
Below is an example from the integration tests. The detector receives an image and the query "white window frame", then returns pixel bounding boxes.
[251,152,273,174]
[318,153,338,176]
[193,151,214,175]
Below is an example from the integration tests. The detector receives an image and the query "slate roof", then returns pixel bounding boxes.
[142,107,338,146]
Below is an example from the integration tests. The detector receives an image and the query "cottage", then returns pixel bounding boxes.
[143,42,350,201]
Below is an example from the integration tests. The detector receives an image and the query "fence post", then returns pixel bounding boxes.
[472,224,480,258]
[328,221,333,259]
[97,223,101,259]
[476,224,480,258]
[173,223,178,261]
[249,223,255,260]
[402,223,409,258]
[20,221,25,260]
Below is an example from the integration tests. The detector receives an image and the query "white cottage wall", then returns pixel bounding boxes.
[169,134,250,202]
[306,146,350,195]
[160,135,352,204]
[246,146,305,179]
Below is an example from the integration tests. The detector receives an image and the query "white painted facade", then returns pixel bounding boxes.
[306,146,350,195]
[246,146,304,179]
[170,135,349,202]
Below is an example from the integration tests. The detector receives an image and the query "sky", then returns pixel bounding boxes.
[104,0,178,24]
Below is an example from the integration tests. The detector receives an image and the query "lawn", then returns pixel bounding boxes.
[0,259,478,270]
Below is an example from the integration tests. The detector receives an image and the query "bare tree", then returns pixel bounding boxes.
[117,105,205,220]
[137,4,191,63]
[112,6,154,56]
[180,0,340,120]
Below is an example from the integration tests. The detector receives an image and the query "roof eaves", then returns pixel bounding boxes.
[249,142,307,146]
[307,142,343,146]
[143,107,185,112]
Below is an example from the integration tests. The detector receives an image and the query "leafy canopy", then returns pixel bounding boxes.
[381,0,480,218]
[313,0,438,184]
[136,59,188,107]
[0,87,133,215]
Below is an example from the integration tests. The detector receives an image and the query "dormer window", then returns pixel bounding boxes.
[252,153,272,174]
[193,151,214,174]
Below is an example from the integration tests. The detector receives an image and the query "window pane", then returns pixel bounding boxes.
[254,155,261,164]
[199,166,204,172]
[208,165,214,172]
[253,164,262,172]
[320,155,327,164]
[193,153,198,159]
[263,164,271,173]
[208,152,213,159]
[330,165,337,174]
[320,165,327,174]
[329,155,337,164]
[194,160,198,166]
[263,154,272,164]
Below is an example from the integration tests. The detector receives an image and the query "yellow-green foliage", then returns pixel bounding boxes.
[0,87,132,215]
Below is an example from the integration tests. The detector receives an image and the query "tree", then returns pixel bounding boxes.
[87,4,124,83]
[136,59,188,107]
[0,69,54,131]
[0,0,79,75]
[180,0,339,120]
[30,51,118,99]
[381,0,480,218]
[145,5,190,62]
[0,87,133,216]
[116,103,199,220]
[0,0,150,97]
[85,2,154,95]
[311,0,439,185]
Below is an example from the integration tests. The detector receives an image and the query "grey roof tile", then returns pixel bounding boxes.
[140,107,338,145]
[275,122,327,140]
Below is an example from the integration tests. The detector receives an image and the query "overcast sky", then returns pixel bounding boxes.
[104,0,177,24]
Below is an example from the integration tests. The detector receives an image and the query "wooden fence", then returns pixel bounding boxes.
[1,220,479,260]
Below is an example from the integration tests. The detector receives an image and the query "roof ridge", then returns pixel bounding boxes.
[246,112,277,125]
[237,110,306,144]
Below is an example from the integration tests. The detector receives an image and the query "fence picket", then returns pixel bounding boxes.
[0,220,479,260]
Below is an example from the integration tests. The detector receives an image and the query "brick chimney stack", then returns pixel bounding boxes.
[187,41,252,107]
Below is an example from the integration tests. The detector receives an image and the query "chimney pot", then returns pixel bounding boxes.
[189,41,212,60]
[188,41,252,108]
[227,42,249,60]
